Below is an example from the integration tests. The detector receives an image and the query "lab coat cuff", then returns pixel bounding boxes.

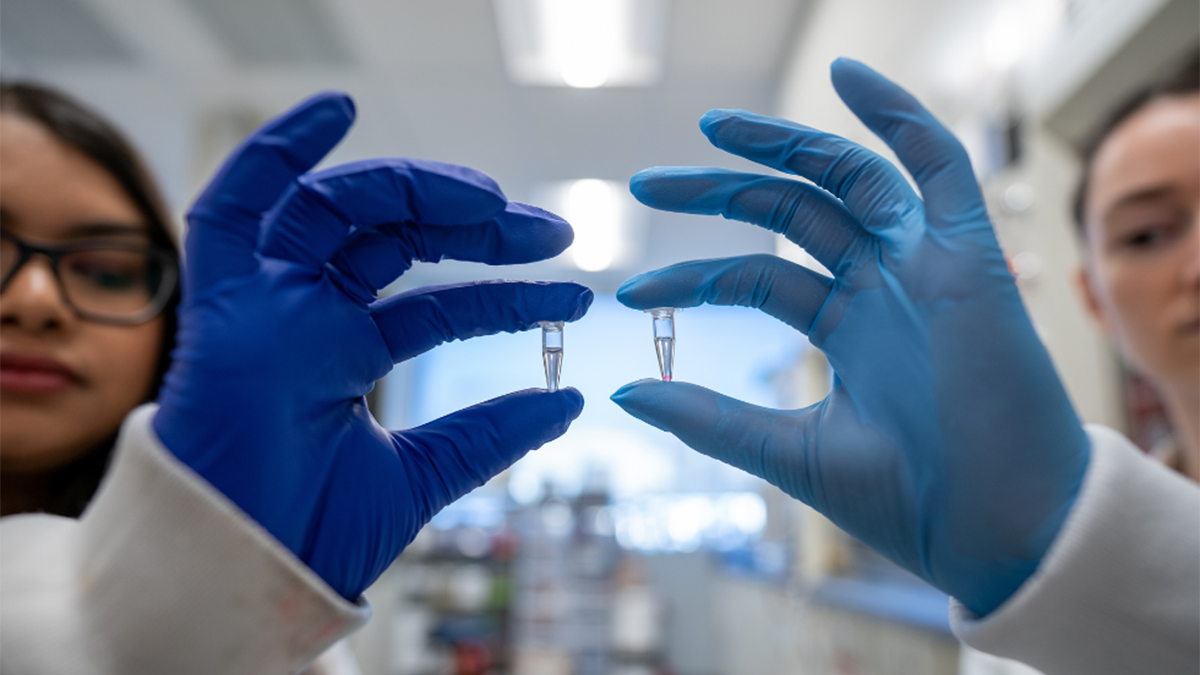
[77,404,371,672]
[949,425,1200,674]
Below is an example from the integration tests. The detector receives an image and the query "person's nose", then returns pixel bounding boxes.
[0,258,76,334]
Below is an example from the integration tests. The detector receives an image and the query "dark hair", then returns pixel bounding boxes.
[1072,52,1200,237]
[0,82,181,517]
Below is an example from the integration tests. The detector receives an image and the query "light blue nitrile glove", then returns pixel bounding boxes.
[611,59,1091,616]
[154,92,592,600]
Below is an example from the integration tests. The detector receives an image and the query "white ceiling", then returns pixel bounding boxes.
[1,0,809,292]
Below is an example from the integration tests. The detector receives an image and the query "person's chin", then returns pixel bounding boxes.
[0,430,88,474]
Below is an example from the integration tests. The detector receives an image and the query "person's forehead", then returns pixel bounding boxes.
[0,112,148,241]
[1088,95,1200,216]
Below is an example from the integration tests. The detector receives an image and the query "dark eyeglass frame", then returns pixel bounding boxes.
[0,229,179,326]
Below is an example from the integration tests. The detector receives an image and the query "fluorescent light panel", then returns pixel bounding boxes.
[566,179,621,271]
[494,0,667,88]
[533,179,642,271]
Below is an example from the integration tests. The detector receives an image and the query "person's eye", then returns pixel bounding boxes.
[65,252,146,291]
[1106,203,1190,252]
[1124,225,1167,247]
[1121,221,1181,250]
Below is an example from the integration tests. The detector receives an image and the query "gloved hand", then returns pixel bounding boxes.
[154,92,592,600]
[611,59,1090,616]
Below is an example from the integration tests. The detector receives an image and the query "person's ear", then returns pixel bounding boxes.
[1074,264,1112,335]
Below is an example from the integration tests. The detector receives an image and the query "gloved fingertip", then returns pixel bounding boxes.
[629,169,666,205]
[697,111,725,142]
[610,379,680,432]
[564,384,585,403]
[615,274,647,308]
[539,219,576,258]
[830,56,866,73]
[829,58,882,93]
[698,109,751,143]
[312,89,356,118]
[509,200,567,225]
[492,201,576,261]
[698,108,738,129]
[571,287,595,321]
[615,270,683,311]
[610,378,665,402]
[290,90,357,129]
[554,386,586,419]
[615,277,634,303]
[501,386,584,421]
[536,282,593,322]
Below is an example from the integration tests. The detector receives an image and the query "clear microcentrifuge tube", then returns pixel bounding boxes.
[540,321,564,391]
[647,308,675,381]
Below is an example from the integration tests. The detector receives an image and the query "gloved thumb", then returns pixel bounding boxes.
[611,379,815,503]
[399,387,585,518]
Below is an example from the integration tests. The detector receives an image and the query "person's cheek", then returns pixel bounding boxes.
[1115,258,1175,373]
[91,321,163,427]
[123,321,164,403]
[1101,259,1150,365]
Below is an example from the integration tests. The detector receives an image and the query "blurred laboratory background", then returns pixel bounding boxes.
[3,0,1195,673]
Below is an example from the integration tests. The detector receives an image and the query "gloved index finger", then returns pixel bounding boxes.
[260,158,509,271]
[371,280,593,363]
[395,387,586,528]
[186,91,354,292]
[699,109,924,251]
[829,58,990,233]
[617,254,834,335]
[328,201,575,300]
[611,379,818,506]
[628,167,870,278]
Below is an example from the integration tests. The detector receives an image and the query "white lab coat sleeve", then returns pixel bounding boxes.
[0,404,371,674]
[950,424,1200,674]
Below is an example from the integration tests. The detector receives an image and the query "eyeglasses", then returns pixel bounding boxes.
[0,229,178,326]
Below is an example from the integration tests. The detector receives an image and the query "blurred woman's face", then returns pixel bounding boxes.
[0,113,164,474]
[1079,94,1200,390]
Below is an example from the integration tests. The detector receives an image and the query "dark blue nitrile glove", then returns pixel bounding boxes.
[611,59,1090,616]
[154,92,592,600]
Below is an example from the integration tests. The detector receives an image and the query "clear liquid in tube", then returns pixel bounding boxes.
[543,347,563,391]
[655,337,674,382]
[647,308,676,381]
[540,321,564,391]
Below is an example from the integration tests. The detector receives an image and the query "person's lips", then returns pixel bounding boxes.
[0,353,80,393]
[1181,317,1200,336]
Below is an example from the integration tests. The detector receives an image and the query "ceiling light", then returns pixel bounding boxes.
[546,0,619,87]
[566,179,620,271]
[532,178,644,271]
[983,0,1066,72]
[493,0,667,88]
